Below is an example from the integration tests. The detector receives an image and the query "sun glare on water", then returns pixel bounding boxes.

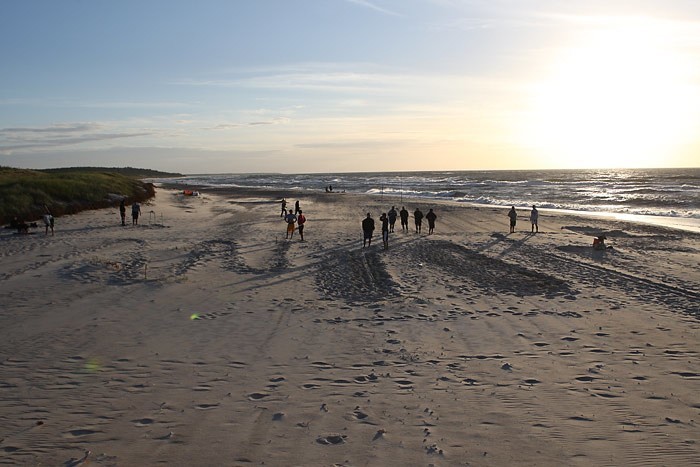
[522,17,700,169]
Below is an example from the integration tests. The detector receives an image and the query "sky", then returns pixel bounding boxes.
[1,0,700,174]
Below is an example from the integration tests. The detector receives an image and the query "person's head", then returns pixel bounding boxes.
[429,208,433,212]
[532,205,536,209]
[298,209,302,214]
[366,212,371,218]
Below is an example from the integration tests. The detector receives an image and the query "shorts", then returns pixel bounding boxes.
[363,230,373,240]
[287,223,295,233]
[382,230,389,242]
[510,220,516,227]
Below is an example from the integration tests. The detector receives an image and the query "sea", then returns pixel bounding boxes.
[154,168,700,233]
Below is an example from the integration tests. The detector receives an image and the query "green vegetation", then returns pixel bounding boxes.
[0,166,167,225]
[40,166,182,178]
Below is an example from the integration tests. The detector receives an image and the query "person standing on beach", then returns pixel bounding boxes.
[43,206,54,235]
[285,209,297,239]
[388,206,397,232]
[508,206,517,233]
[294,200,300,215]
[380,213,389,250]
[280,198,287,217]
[297,209,306,241]
[425,208,437,235]
[414,208,424,234]
[530,205,539,233]
[119,199,127,226]
[132,202,141,226]
[400,206,409,232]
[362,213,375,247]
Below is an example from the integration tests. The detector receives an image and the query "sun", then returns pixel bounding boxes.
[521,17,699,168]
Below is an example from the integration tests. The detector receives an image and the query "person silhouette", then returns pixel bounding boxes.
[413,208,423,233]
[425,208,436,235]
[362,213,375,247]
[399,206,409,232]
[380,213,389,250]
[508,206,517,233]
[388,206,397,233]
[530,205,539,233]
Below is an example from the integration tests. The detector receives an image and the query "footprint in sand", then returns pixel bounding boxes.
[316,434,346,445]
[352,409,369,420]
[133,418,155,426]
[247,393,270,401]
[672,371,699,378]
[195,403,220,410]
[65,428,101,437]
[395,379,414,389]
[353,374,378,384]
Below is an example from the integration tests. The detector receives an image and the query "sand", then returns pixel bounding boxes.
[0,185,699,466]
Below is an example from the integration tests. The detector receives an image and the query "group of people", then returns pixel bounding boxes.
[362,206,438,250]
[508,205,539,233]
[119,199,142,226]
[281,198,306,241]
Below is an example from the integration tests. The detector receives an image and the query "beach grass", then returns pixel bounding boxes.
[0,166,169,225]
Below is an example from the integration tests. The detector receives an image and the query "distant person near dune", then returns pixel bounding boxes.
[132,202,141,226]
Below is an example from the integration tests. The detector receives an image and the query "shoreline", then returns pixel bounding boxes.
[162,182,700,234]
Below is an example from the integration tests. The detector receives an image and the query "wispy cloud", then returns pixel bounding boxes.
[207,117,290,130]
[343,0,401,17]
[0,122,151,154]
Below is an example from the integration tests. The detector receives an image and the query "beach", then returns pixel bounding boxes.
[1,185,699,466]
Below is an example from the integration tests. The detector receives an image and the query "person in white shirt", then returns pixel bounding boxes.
[530,205,539,233]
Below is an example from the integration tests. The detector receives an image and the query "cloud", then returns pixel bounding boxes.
[343,0,401,17]
[207,117,290,130]
[0,122,151,154]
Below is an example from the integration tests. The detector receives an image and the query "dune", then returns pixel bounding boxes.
[0,185,698,466]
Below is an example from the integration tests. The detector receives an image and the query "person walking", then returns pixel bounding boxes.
[400,206,409,232]
[508,206,517,233]
[280,198,287,217]
[380,213,389,250]
[297,209,306,241]
[294,200,300,215]
[425,208,437,235]
[119,199,127,226]
[362,213,375,248]
[132,202,141,226]
[388,206,397,233]
[285,209,297,239]
[530,205,539,233]
[414,208,424,234]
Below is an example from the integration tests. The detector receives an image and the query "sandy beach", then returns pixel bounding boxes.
[1,185,699,466]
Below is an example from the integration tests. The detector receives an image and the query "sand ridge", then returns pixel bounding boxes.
[0,187,698,465]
